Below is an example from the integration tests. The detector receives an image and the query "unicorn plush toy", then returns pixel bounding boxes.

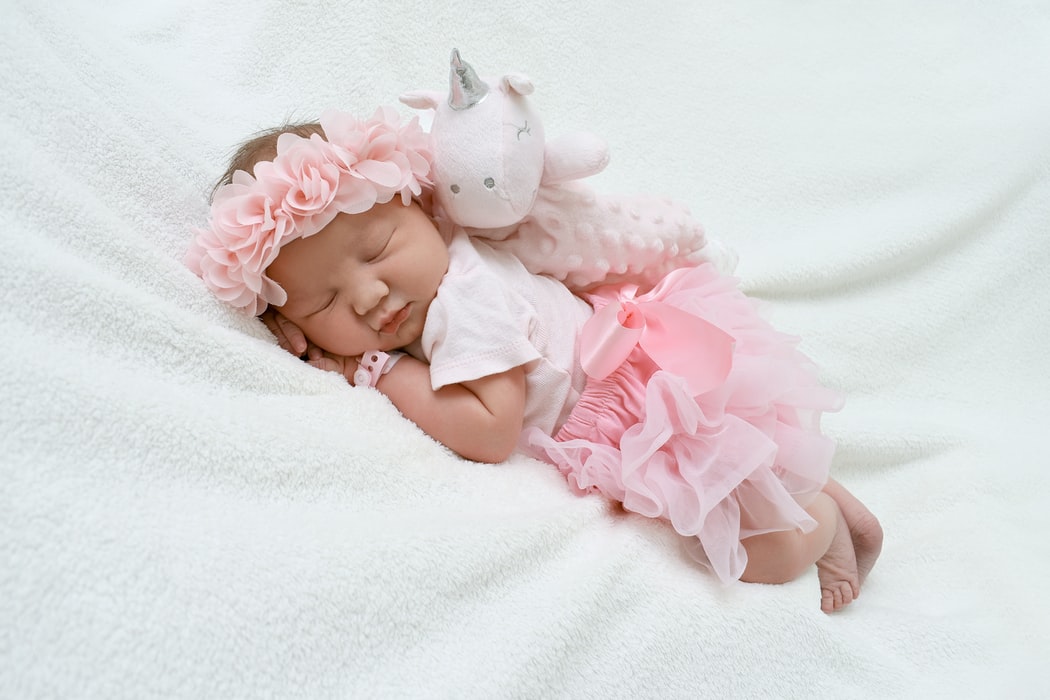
[400,50,735,291]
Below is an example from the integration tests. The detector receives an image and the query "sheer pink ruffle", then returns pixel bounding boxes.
[525,263,843,583]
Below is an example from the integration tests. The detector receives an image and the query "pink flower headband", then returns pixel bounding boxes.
[185,106,432,315]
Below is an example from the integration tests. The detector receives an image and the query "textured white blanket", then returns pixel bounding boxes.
[3,1,1049,697]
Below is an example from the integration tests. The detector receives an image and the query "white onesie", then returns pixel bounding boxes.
[419,229,593,436]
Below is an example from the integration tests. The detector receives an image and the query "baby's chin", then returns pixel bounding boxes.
[385,316,424,351]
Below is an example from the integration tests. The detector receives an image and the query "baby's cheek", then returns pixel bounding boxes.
[293,318,335,354]
[402,313,426,346]
[317,313,370,357]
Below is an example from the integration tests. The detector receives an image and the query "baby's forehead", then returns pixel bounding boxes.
[266,232,337,294]
[267,210,387,296]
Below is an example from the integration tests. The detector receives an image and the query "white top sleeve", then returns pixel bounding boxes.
[420,230,593,435]
[421,232,542,390]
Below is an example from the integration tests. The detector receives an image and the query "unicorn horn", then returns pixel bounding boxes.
[448,48,489,110]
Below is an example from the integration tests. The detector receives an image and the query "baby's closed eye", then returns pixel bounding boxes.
[364,229,395,263]
[306,293,336,316]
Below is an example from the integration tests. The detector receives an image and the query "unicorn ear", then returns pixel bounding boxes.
[542,132,610,185]
[448,49,489,110]
[399,90,443,110]
[501,73,534,96]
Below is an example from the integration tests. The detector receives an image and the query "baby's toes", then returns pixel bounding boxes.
[839,581,855,607]
[821,583,855,613]
[821,587,838,614]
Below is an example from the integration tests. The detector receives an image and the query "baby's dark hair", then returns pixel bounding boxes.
[212,121,325,200]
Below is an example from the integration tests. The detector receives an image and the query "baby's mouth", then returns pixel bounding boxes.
[379,304,411,335]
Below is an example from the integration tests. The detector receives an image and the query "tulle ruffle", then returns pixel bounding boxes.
[525,263,843,583]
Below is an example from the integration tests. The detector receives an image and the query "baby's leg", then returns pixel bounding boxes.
[822,478,883,584]
[739,492,860,613]
[814,502,860,612]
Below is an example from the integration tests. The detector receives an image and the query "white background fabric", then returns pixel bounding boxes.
[2,1,1048,697]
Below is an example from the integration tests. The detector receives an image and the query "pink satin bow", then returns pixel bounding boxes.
[580,271,735,396]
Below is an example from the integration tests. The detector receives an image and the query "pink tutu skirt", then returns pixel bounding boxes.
[525,263,844,583]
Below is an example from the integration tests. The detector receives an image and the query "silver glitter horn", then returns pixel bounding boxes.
[448,48,489,110]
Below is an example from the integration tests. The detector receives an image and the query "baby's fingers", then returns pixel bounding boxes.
[304,341,324,362]
[308,357,343,373]
[260,310,301,355]
[274,314,308,356]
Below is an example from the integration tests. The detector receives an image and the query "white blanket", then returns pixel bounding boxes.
[3,1,1049,697]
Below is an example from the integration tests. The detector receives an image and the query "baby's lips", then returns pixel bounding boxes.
[379,304,411,334]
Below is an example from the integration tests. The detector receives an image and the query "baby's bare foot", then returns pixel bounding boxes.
[816,507,860,613]
[823,479,883,584]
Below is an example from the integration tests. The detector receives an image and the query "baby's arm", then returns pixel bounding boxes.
[313,352,526,464]
[378,355,526,464]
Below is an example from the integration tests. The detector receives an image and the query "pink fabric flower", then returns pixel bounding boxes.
[185,107,433,313]
[257,134,341,236]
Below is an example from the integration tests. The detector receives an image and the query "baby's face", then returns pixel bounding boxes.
[267,201,449,356]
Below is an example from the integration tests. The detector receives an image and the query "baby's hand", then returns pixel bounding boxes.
[309,352,364,385]
[260,309,322,360]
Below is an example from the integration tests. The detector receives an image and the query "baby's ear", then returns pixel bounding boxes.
[399,90,443,110]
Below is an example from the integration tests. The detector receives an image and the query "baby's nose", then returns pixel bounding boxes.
[352,278,388,315]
